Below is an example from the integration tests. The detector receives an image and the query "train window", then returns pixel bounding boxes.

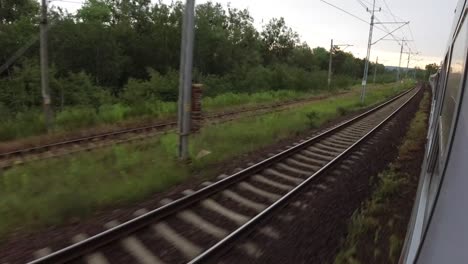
[438,16,467,156]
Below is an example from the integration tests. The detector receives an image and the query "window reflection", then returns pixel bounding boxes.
[439,18,467,155]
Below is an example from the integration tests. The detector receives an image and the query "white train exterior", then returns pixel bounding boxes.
[400,0,468,262]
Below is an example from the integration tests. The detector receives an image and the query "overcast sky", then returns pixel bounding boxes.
[52,0,459,68]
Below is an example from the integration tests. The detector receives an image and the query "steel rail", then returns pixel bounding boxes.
[28,87,417,264]
[0,122,176,157]
[189,86,421,263]
[0,95,333,159]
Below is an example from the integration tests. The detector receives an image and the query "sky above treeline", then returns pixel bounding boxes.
[52,0,459,68]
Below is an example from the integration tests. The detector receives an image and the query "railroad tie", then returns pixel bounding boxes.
[277,213,295,222]
[238,241,263,258]
[222,189,267,212]
[159,199,173,206]
[263,168,303,184]
[300,149,331,162]
[314,143,343,153]
[134,208,150,216]
[307,146,337,157]
[316,184,328,191]
[285,158,320,172]
[328,136,354,144]
[200,181,213,187]
[177,210,228,239]
[291,201,303,208]
[251,174,294,191]
[217,174,229,179]
[326,176,337,183]
[238,182,281,202]
[152,222,202,259]
[72,234,110,264]
[322,139,350,148]
[33,247,52,259]
[105,221,165,264]
[276,162,311,176]
[182,189,195,196]
[259,226,281,239]
[292,154,326,167]
[200,199,249,225]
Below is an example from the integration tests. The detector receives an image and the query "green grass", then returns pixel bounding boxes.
[0,89,324,142]
[334,90,430,264]
[0,82,413,239]
[0,79,412,142]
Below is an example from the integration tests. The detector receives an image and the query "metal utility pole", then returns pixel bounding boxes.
[396,39,405,82]
[40,0,53,130]
[327,39,333,89]
[360,0,380,103]
[177,0,196,160]
[373,56,378,84]
[405,52,419,79]
[405,52,411,78]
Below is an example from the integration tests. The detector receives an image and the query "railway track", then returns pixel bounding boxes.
[0,94,339,169]
[21,86,420,264]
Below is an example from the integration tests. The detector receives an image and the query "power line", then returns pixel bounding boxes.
[372,21,409,45]
[380,0,416,51]
[321,0,369,24]
[360,0,374,6]
[373,17,408,46]
[321,0,406,45]
[320,0,411,102]
[356,0,369,10]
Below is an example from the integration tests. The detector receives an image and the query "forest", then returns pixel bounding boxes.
[1,0,410,140]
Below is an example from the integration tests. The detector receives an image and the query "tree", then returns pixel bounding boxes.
[425,63,440,76]
[0,0,393,120]
[0,0,39,24]
[311,47,329,71]
[76,0,113,24]
[261,17,299,64]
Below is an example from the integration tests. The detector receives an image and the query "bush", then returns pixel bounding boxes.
[306,111,320,128]
[122,69,179,104]
[97,104,130,124]
[125,101,177,119]
[237,66,273,93]
[55,107,97,130]
[54,71,114,110]
[0,111,46,141]
[375,73,397,84]
[332,75,354,90]
[337,106,349,116]
[202,74,235,96]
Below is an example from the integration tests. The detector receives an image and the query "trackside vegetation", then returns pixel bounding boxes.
[334,91,430,264]
[0,82,413,238]
[0,89,338,143]
[0,0,425,142]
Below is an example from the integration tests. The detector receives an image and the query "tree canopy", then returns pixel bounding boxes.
[0,0,391,114]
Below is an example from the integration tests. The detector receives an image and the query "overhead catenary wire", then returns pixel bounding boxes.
[381,0,418,53]
[320,0,414,103]
[321,0,369,24]
[320,0,407,45]
[356,0,369,10]
[372,21,409,45]
[381,0,420,69]
[374,16,405,45]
